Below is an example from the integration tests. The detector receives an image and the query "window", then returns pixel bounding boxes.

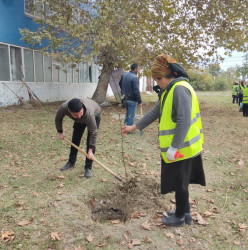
[34,51,44,82]
[0,44,10,81]
[25,0,51,18]
[52,62,60,82]
[60,65,67,83]
[44,56,52,82]
[24,49,35,82]
[72,64,79,83]
[89,65,92,83]
[67,65,73,83]
[79,63,85,83]
[10,46,23,81]
[24,0,35,16]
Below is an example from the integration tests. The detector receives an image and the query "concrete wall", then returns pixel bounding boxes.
[0,81,97,106]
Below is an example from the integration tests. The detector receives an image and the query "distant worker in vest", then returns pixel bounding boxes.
[55,98,101,178]
[238,80,246,111]
[242,85,248,117]
[121,63,142,132]
[232,82,239,104]
[121,54,206,227]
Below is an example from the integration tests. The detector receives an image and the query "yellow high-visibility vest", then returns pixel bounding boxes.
[243,87,248,104]
[159,80,203,163]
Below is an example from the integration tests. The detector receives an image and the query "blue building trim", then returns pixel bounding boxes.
[0,0,39,48]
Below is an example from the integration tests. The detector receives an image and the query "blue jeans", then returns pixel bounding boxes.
[124,100,137,125]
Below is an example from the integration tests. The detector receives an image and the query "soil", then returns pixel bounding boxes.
[90,174,167,223]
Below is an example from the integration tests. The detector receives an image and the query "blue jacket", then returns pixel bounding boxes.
[121,71,142,104]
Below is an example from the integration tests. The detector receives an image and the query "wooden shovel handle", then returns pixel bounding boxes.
[63,137,123,182]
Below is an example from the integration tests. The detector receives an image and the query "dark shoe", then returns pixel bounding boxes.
[84,168,92,178]
[161,214,185,227]
[167,210,193,225]
[60,162,75,171]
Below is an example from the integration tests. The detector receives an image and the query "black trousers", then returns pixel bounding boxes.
[175,191,190,218]
[232,95,237,104]
[243,104,248,117]
[68,115,101,169]
[238,94,243,106]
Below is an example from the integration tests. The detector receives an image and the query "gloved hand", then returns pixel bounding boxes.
[167,146,184,161]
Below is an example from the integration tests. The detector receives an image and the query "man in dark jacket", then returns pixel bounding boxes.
[55,98,101,178]
[121,63,142,128]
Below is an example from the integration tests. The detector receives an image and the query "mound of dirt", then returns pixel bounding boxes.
[90,173,169,223]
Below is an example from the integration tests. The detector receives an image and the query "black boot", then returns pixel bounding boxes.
[166,210,193,225]
[60,162,75,171]
[84,168,92,178]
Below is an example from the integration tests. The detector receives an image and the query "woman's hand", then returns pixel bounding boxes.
[121,124,137,135]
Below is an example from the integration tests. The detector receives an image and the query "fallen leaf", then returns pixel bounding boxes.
[111,219,120,224]
[175,229,183,236]
[189,197,197,204]
[120,240,126,246]
[141,221,152,231]
[170,198,176,203]
[190,237,196,243]
[128,162,137,167]
[58,183,64,188]
[15,201,25,206]
[192,212,209,225]
[144,236,152,243]
[51,232,61,241]
[123,233,129,241]
[90,198,96,207]
[238,160,244,167]
[1,230,15,243]
[140,211,147,217]
[23,174,31,178]
[204,211,213,217]
[75,246,85,250]
[131,211,141,219]
[233,241,240,245]
[206,189,214,192]
[126,230,133,236]
[100,178,107,182]
[58,175,65,179]
[128,242,133,249]
[33,192,39,197]
[238,223,247,230]
[86,234,94,242]
[18,218,33,227]
[53,202,58,207]
[209,199,215,204]
[177,238,184,246]
[165,232,175,239]
[97,243,106,247]
[131,239,141,246]
[60,157,67,161]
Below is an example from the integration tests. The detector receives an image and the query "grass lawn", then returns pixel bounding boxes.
[0,91,247,249]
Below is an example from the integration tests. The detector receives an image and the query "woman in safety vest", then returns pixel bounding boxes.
[121,54,206,227]
[232,82,239,104]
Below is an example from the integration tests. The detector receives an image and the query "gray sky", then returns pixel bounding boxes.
[218,48,246,71]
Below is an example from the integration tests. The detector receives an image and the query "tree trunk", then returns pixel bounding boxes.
[92,61,114,104]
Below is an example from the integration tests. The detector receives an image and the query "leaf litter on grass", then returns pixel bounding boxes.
[0,95,248,249]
